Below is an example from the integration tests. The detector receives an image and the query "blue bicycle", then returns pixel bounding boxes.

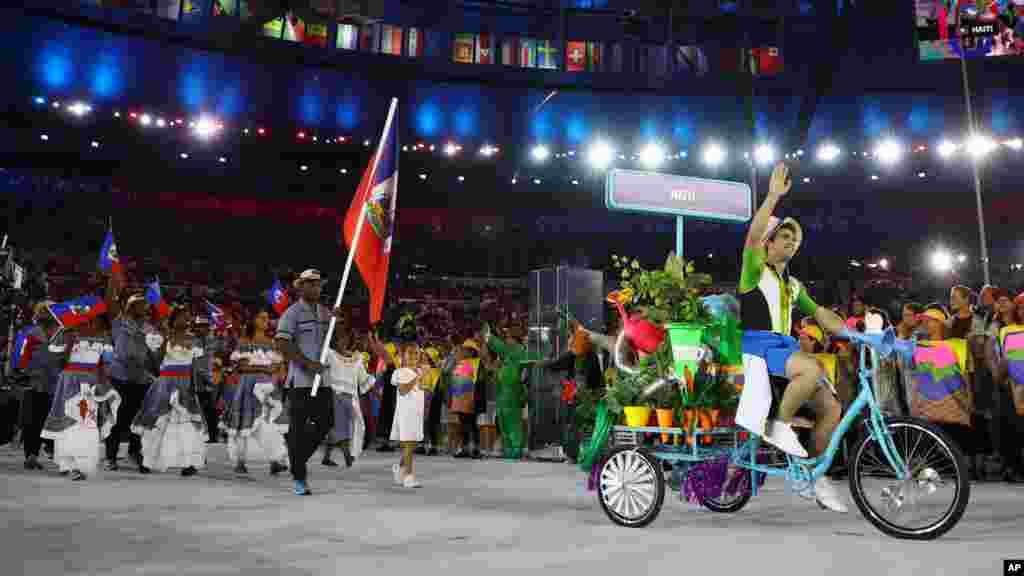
[595,329,970,540]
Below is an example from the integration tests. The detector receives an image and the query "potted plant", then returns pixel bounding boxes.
[651,377,681,443]
[605,362,656,427]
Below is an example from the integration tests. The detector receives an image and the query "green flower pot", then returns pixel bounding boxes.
[667,323,705,380]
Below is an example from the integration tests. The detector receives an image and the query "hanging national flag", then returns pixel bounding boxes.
[749,46,783,76]
[338,23,359,50]
[304,21,329,49]
[48,295,107,329]
[381,25,402,55]
[406,27,424,57]
[476,33,494,64]
[587,42,603,71]
[283,13,306,43]
[520,38,537,68]
[342,99,398,325]
[98,229,122,276]
[566,41,587,72]
[360,23,378,52]
[10,326,43,371]
[453,33,475,63]
[537,39,559,69]
[206,300,226,330]
[145,279,171,320]
[501,37,518,66]
[267,278,290,316]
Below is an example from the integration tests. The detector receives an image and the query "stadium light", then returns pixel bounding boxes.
[587,140,614,170]
[932,249,952,273]
[639,142,666,168]
[754,144,775,166]
[966,133,996,159]
[874,139,902,165]
[816,143,841,163]
[531,144,550,162]
[703,142,726,166]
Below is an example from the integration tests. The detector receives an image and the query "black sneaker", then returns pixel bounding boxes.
[59,470,70,476]
[138,465,151,474]
[322,458,339,467]
[70,470,86,481]
[181,466,197,477]
[414,446,427,455]
[342,449,353,468]
[471,450,482,460]
[453,450,470,459]
[24,458,43,471]
[234,463,249,474]
[104,460,119,472]
[427,447,439,456]
[270,462,287,476]
[377,443,396,453]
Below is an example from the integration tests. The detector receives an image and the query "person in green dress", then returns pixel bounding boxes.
[482,320,542,459]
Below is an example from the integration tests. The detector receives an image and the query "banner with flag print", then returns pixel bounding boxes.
[98,229,122,276]
[342,99,398,325]
[267,278,290,316]
[519,38,537,68]
[338,23,359,50]
[11,326,43,371]
[406,27,424,57]
[566,41,587,72]
[537,39,558,69]
[501,37,519,66]
[146,279,171,320]
[454,33,475,63]
[475,33,494,64]
[48,295,107,329]
[380,25,402,55]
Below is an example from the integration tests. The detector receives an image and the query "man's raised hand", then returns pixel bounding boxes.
[768,161,792,199]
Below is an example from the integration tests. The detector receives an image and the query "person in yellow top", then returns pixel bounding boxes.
[416,346,444,456]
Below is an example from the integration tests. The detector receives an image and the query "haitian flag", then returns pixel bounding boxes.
[11,326,43,370]
[98,229,122,276]
[342,99,398,325]
[146,279,171,320]
[48,294,107,329]
[267,278,290,316]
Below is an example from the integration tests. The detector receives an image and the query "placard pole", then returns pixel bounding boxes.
[675,216,684,259]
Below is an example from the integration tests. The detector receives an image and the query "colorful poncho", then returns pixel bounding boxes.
[448,358,480,415]
[1000,325,1024,416]
[908,339,972,426]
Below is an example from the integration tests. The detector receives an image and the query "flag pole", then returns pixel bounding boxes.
[312,97,398,397]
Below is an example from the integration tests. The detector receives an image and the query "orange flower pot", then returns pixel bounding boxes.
[655,408,674,443]
[682,408,696,446]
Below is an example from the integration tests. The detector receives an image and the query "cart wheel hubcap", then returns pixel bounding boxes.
[602,450,656,520]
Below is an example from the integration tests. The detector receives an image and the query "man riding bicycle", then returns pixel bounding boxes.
[738,162,848,513]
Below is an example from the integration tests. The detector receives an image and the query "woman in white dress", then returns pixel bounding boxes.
[390,343,426,488]
[323,327,371,468]
[131,306,206,476]
[224,309,289,475]
[41,320,120,481]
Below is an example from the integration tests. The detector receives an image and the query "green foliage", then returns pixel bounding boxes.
[574,386,600,435]
[610,253,711,326]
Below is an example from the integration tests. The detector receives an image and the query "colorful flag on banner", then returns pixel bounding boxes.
[338,23,359,50]
[476,33,494,64]
[520,38,537,68]
[283,13,306,43]
[304,21,328,48]
[267,278,290,316]
[145,280,171,320]
[360,23,377,51]
[675,45,708,76]
[588,42,603,71]
[537,39,558,69]
[454,33,475,63]
[206,300,226,330]
[263,17,284,39]
[566,41,587,72]
[98,229,122,276]
[406,27,424,57]
[48,295,107,329]
[381,25,402,55]
[501,37,519,66]
[11,327,43,370]
[749,46,783,76]
[180,0,208,23]
[342,101,398,325]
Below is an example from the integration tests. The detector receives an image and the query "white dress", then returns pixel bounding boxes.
[227,346,288,465]
[138,344,207,472]
[326,350,373,457]
[390,367,425,443]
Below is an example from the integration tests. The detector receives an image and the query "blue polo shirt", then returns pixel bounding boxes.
[275,300,331,389]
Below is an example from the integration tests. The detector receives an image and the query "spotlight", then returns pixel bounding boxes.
[419,173,427,180]
[67,101,92,117]
[300,164,309,172]
[193,116,220,139]
[179,153,189,159]
[218,156,227,163]
[918,172,926,178]
[753,144,775,166]
[957,253,967,263]
[444,142,460,157]
[52,101,60,109]
[511,178,517,184]
[40,134,49,141]
[568,150,576,156]
[257,127,266,136]
[966,133,996,159]
[571,179,579,185]
[297,131,306,140]
[313,136,318,142]
[533,178,542,185]
[802,177,811,183]
[878,258,889,270]
[139,114,152,126]
[587,140,614,170]
[639,142,666,168]
[479,144,498,157]
[156,118,167,128]
[402,145,408,152]
[796,149,804,157]
[931,249,952,273]
[114,111,121,118]
[702,142,725,166]
[870,174,879,181]
[429,145,435,152]
[90,140,100,148]
[340,168,348,174]
[34,97,45,105]
[243,128,250,135]
[1005,138,1023,150]
[874,139,902,165]
[937,139,957,158]
[531,144,550,162]
[457,175,465,182]
[364,139,371,147]
[816,143,841,163]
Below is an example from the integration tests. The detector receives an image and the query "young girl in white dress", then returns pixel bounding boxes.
[390,342,426,488]
[324,328,371,467]
[131,306,207,475]
[41,321,120,481]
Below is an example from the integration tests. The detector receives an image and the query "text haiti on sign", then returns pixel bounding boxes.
[605,169,752,223]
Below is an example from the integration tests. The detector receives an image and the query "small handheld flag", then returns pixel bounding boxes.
[98,229,122,276]
[48,295,108,329]
[206,300,226,330]
[146,279,171,320]
[11,327,43,370]
[267,278,290,316]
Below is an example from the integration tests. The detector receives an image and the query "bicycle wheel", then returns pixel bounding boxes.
[701,460,753,514]
[848,416,970,540]
[597,445,665,528]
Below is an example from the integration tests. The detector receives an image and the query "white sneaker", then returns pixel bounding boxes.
[392,463,402,485]
[402,474,422,488]
[814,477,848,513]
[764,420,809,458]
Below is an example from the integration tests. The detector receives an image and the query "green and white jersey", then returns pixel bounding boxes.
[738,246,818,336]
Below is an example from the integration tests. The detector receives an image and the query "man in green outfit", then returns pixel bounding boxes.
[738,161,848,513]
[483,320,541,459]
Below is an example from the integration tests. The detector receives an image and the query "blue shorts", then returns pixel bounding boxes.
[742,331,799,377]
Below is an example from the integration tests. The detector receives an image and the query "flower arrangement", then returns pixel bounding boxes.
[610,253,712,326]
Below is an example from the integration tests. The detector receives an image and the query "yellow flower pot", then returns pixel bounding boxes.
[623,406,652,428]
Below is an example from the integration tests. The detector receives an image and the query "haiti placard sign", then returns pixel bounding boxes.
[605,169,752,223]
